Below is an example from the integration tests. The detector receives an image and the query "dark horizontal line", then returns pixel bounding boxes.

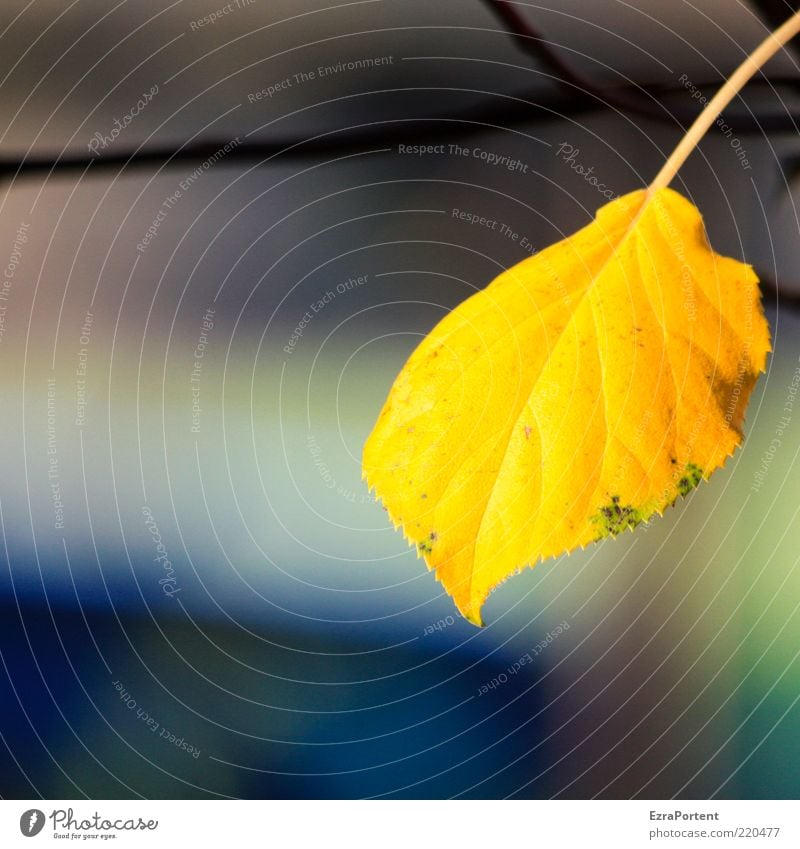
[2,78,800,181]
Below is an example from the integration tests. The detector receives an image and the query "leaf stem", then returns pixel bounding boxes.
[648,10,800,194]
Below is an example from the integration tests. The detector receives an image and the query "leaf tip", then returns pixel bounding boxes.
[461,605,484,628]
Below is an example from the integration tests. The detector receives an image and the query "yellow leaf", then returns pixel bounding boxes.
[362,188,770,625]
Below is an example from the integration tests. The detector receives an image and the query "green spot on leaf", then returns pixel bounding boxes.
[592,495,642,538]
[677,463,703,497]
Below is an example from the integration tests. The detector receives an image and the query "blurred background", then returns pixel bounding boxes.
[0,0,799,799]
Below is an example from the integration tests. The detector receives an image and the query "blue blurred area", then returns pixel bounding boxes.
[0,598,566,799]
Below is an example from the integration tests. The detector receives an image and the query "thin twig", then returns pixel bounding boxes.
[482,0,800,130]
[648,8,800,192]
